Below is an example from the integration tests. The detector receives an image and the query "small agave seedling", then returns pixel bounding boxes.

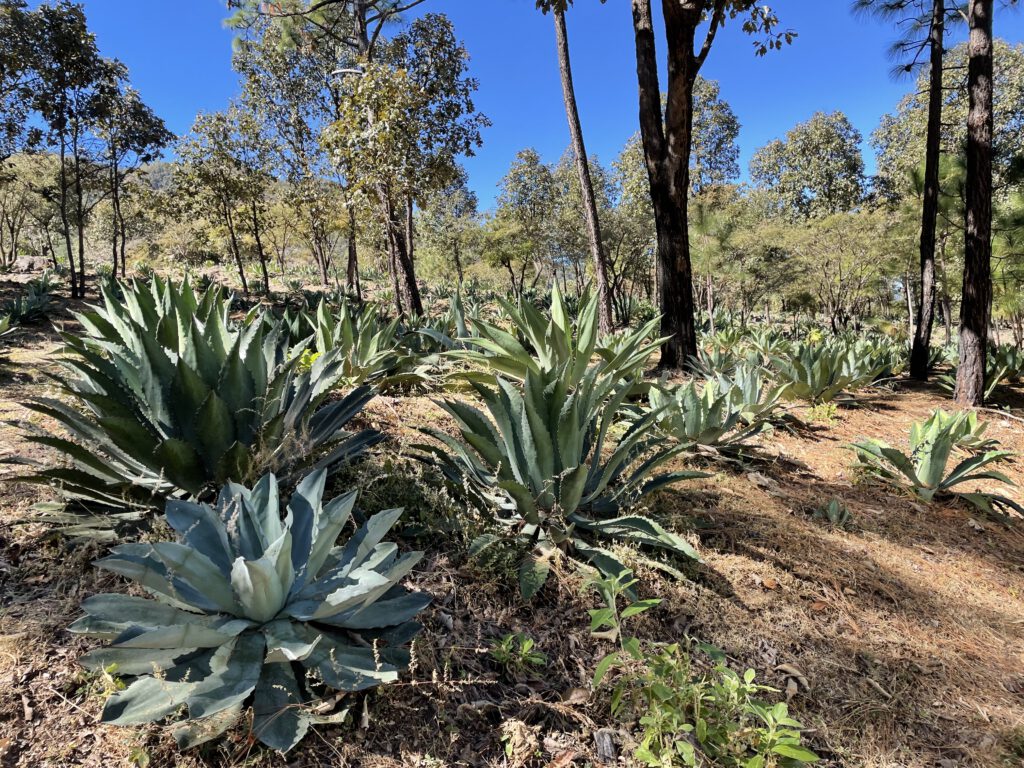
[71,470,429,752]
[812,498,853,529]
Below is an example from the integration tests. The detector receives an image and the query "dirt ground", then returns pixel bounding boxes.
[0,277,1022,768]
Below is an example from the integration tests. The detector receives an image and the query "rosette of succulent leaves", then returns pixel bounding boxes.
[71,470,429,752]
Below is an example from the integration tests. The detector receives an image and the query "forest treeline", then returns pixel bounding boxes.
[0,0,1022,405]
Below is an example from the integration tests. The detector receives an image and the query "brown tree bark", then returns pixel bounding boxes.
[554,7,614,334]
[250,199,271,295]
[631,0,715,369]
[910,0,946,380]
[224,200,249,297]
[346,207,361,300]
[955,0,993,406]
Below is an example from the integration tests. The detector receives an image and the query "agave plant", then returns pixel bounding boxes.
[745,327,792,365]
[990,343,1024,383]
[853,337,907,381]
[688,345,744,378]
[711,361,789,427]
[451,283,664,387]
[850,417,1022,519]
[18,278,381,518]
[937,357,1010,402]
[704,326,745,352]
[916,409,997,452]
[71,471,429,752]
[4,269,57,323]
[300,299,403,387]
[414,364,703,599]
[648,379,770,451]
[771,343,879,404]
[0,313,15,341]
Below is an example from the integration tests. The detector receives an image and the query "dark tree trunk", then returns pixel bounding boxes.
[554,7,613,334]
[955,0,993,406]
[72,134,87,297]
[224,201,249,297]
[57,132,79,298]
[250,200,270,295]
[905,270,916,339]
[393,193,423,316]
[910,0,946,380]
[938,230,952,345]
[452,240,464,286]
[346,207,361,300]
[109,161,120,276]
[630,0,704,369]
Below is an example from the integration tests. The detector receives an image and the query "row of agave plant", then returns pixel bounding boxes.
[11,275,1023,753]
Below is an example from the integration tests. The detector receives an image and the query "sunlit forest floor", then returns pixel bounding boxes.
[1,274,1023,768]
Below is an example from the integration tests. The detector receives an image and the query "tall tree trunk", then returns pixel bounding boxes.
[938,230,953,346]
[73,138,87,298]
[396,194,423,315]
[554,7,613,334]
[387,235,404,315]
[110,161,119,276]
[57,133,78,298]
[118,205,128,278]
[250,200,270,295]
[224,201,249,297]
[904,270,916,339]
[346,207,361,300]
[955,0,993,406]
[910,0,946,380]
[630,0,700,369]
[452,240,464,286]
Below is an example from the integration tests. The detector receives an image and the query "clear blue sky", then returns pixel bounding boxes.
[73,0,1023,209]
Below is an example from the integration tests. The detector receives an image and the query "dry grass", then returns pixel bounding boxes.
[1,279,1023,767]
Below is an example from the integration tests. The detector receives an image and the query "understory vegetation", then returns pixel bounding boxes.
[2,0,1024,766]
[2,273,1023,766]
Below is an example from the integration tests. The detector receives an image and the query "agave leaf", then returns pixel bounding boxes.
[329,592,433,630]
[263,620,321,663]
[72,593,212,638]
[112,622,247,650]
[518,553,550,601]
[252,662,310,752]
[80,645,202,677]
[153,439,207,498]
[171,702,244,750]
[231,544,290,625]
[185,633,266,720]
[305,629,401,691]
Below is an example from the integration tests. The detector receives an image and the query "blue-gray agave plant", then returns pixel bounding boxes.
[16,277,382,522]
[414,364,703,599]
[449,282,665,387]
[71,471,429,752]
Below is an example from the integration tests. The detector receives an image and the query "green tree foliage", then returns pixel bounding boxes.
[176,106,275,295]
[416,167,479,286]
[0,1,169,295]
[488,148,557,297]
[750,111,866,219]
[873,39,1024,198]
[0,0,36,162]
[690,77,741,195]
[323,13,488,315]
